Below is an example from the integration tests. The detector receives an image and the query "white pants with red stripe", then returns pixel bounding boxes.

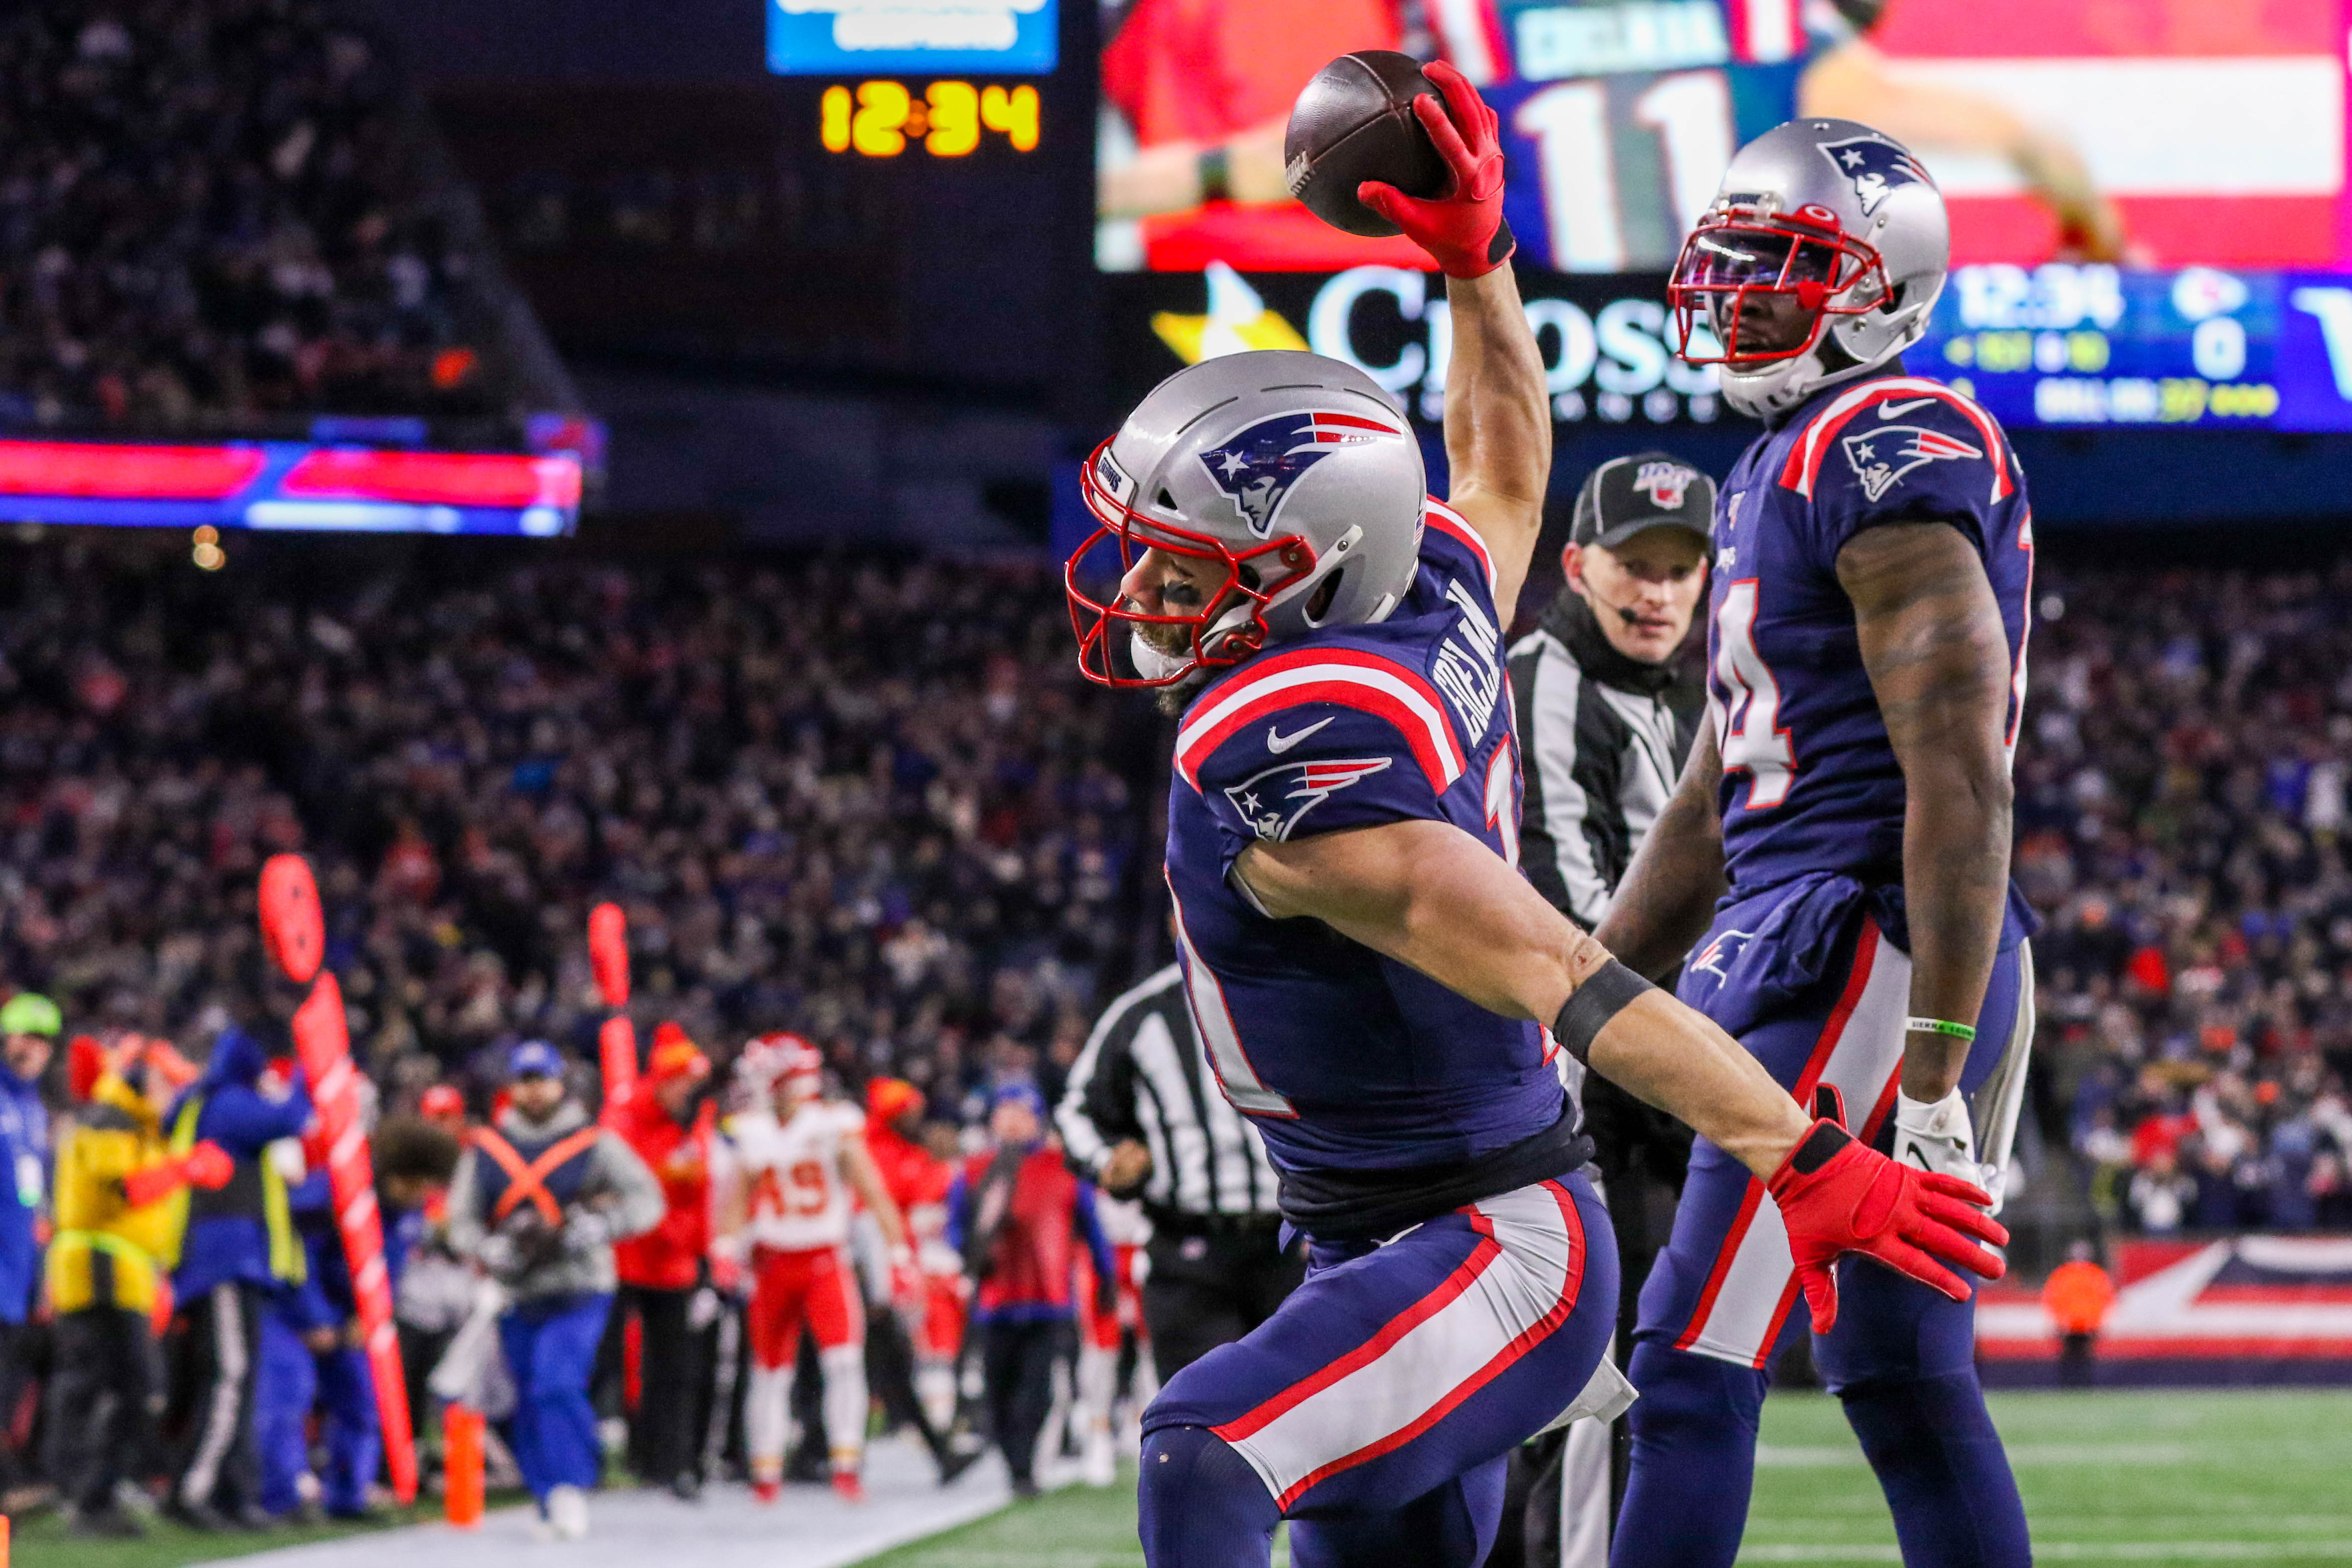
[1142,1173,1618,1526]
[1638,899,2032,1372]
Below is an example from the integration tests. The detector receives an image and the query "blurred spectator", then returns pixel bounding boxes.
[165,1021,313,1530]
[444,1040,661,1541]
[2127,1148,2195,1235]
[46,1033,218,1538]
[608,1027,718,1500]
[0,0,496,430]
[947,1083,1114,1500]
[0,991,56,1501]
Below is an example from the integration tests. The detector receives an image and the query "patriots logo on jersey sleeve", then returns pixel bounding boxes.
[1818,136,1933,216]
[1841,424,1982,503]
[1200,411,1403,539]
[1223,756,1393,842]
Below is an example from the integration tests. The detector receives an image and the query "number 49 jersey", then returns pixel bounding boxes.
[1708,368,2034,921]
[722,1100,864,1252]
[1164,503,1564,1176]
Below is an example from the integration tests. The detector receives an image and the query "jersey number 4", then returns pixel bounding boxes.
[1714,580,1795,809]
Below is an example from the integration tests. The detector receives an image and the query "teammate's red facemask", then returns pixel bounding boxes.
[1667,202,1893,368]
[1065,433,1316,689]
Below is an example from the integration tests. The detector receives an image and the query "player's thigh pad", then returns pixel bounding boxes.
[1640,925,2027,1370]
[1145,1175,1616,1519]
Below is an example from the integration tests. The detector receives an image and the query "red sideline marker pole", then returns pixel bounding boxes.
[262,854,419,1505]
[589,902,637,1125]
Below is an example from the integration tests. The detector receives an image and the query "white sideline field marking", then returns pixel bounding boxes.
[1755,1443,2193,1467]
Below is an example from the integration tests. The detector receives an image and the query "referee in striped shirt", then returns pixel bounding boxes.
[1057,964,1302,1381]
[1496,452,1712,1568]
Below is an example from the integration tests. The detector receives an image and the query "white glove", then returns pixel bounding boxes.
[1894,1088,1988,1193]
[566,1210,613,1249]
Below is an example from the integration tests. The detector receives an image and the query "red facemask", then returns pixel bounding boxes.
[1667,203,1891,368]
[1065,434,1315,689]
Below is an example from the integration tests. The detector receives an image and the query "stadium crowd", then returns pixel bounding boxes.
[2020,564,2352,1234]
[0,0,493,431]
[4,541,2352,1529]
[0,541,1154,1115]
[0,537,1163,1535]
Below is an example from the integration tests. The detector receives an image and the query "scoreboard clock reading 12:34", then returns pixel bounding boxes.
[821,81,1040,157]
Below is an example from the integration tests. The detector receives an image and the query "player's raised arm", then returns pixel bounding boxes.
[1360,64,1548,624]
[1836,521,2014,1106]
[1234,818,2007,1327]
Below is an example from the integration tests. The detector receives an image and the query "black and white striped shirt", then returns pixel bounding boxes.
[1507,594,1703,929]
[1057,964,1282,1220]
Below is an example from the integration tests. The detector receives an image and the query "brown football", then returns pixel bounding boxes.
[1283,51,1451,238]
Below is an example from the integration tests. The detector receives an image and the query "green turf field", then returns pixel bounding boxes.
[856,1390,2352,1566]
[6,1498,447,1568]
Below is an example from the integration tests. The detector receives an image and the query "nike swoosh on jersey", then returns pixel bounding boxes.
[1876,398,1934,418]
[1266,716,1335,753]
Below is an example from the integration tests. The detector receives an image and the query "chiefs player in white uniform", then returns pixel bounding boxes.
[714,1035,912,1504]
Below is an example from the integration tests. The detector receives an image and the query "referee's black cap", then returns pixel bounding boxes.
[1571,453,1716,557]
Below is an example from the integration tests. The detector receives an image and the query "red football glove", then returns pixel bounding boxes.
[1767,1113,2009,1336]
[122,1141,235,1208]
[1358,61,1515,279]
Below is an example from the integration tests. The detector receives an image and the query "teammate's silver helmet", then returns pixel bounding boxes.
[1068,350,1425,688]
[1667,118,1950,419]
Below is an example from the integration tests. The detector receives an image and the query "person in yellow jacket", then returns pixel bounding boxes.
[47,1037,231,1538]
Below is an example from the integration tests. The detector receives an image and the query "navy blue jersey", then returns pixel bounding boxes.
[1165,502,1563,1175]
[1706,368,2034,928]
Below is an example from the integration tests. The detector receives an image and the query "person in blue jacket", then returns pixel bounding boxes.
[255,1163,381,1520]
[0,992,58,1497]
[165,1022,314,1531]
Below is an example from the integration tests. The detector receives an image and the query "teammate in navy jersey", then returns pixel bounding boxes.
[1594,119,2037,1568]
[1067,71,2006,1568]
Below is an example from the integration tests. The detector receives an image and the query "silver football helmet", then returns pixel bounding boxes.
[1068,350,1425,688]
[1668,118,1950,419]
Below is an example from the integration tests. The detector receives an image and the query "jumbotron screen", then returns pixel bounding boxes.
[1094,0,2343,275]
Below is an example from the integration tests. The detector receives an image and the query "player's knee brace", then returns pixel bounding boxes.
[1137,1424,1280,1568]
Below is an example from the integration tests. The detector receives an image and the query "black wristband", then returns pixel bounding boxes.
[1549,959,1655,1065]
[1197,145,1231,205]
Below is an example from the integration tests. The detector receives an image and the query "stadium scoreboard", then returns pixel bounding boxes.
[1920,266,2352,433]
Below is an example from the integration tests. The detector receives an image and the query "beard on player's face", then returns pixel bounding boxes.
[1121,547,1244,709]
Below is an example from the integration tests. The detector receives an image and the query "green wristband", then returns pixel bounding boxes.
[1905,1016,1975,1042]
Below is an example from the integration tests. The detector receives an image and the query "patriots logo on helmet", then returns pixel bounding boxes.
[1633,460,1698,511]
[1223,755,1393,842]
[1842,425,1982,502]
[1200,411,1402,539]
[1818,136,1933,216]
